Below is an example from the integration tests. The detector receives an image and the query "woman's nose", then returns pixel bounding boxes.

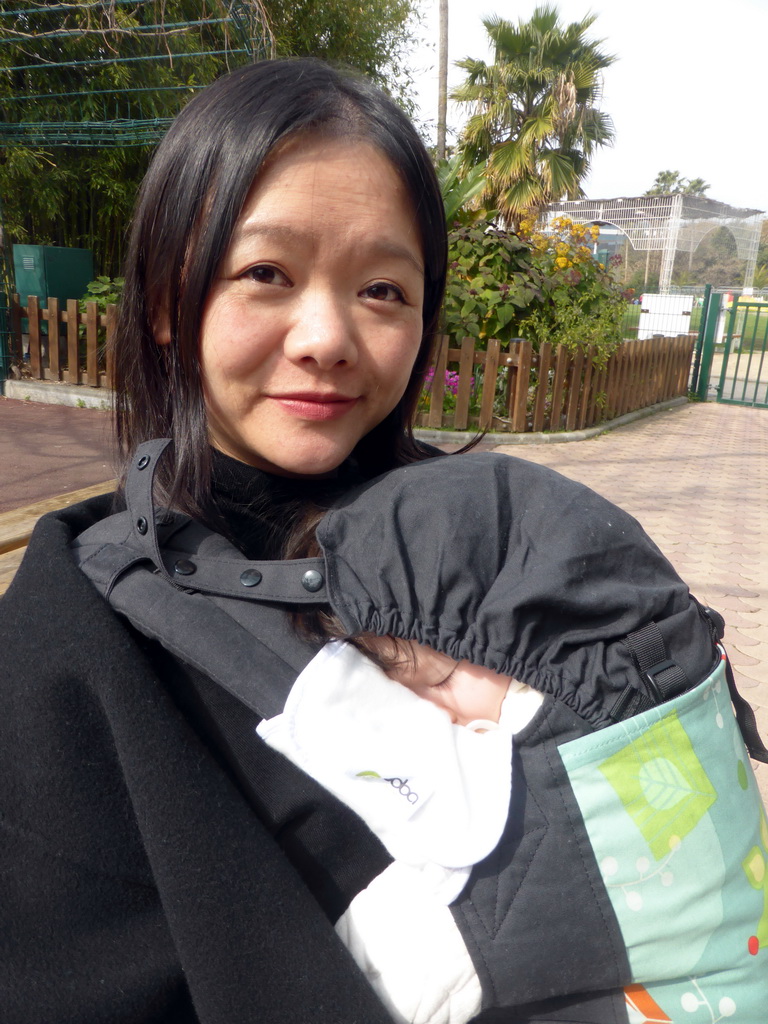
[283,288,359,370]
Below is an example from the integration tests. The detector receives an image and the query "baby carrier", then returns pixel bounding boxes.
[72,438,768,1024]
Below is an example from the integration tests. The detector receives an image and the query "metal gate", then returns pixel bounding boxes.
[716,300,768,407]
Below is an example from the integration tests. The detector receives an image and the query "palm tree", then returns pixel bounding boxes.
[645,171,710,197]
[452,4,615,229]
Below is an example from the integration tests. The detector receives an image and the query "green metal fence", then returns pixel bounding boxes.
[0,207,12,384]
[0,291,10,385]
[716,301,768,407]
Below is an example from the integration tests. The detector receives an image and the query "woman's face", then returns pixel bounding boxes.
[199,136,425,476]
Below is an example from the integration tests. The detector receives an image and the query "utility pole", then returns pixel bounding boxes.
[437,0,448,161]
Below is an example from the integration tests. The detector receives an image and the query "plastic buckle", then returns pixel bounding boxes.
[643,660,675,702]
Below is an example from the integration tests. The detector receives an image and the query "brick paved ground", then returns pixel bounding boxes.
[489,402,768,804]
[0,396,114,512]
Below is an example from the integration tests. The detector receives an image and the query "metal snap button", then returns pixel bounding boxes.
[137,455,151,470]
[136,517,148,535]
[301,569,324,593]
[240,569,263,588]
[174,559,196,576]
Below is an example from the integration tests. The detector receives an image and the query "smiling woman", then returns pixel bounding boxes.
[0,58,448,1024]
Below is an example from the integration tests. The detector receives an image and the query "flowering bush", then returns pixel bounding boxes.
[515,217,629,365]
[443,214,630,367]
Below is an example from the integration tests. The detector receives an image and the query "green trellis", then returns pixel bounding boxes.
[0,0,273,379]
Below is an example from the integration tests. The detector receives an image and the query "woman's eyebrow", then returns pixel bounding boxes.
[232,223,424,276]
[374,240,425,277]
[232,223,301,246]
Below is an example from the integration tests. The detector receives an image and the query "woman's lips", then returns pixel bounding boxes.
[271,393,360,421]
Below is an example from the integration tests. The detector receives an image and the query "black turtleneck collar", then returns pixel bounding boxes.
[210,448,364,561]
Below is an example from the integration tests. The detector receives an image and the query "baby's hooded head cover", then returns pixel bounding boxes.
[316,453,717,726]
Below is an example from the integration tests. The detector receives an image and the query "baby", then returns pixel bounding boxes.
[258,633,545,1024]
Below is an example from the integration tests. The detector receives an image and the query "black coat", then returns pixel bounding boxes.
[0,495,394,1024]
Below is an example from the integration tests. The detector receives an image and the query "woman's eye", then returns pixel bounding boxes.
[244,264,291,287]
[362,282,405,303]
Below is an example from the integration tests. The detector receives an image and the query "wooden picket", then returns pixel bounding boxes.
[66,298,79,384]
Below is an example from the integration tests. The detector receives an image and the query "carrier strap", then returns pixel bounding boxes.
[624,621,690,701]
[71,439,331,721]
[724,657,768,764]
[609,621,690,721]
[121,438,329,605]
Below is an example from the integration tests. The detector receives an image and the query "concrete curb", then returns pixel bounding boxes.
[2,379,113,410]
[414,397,689,446]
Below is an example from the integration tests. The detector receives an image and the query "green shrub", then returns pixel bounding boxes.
[78,276,124,351]
[79,276,124,316]
[444,214,542,345]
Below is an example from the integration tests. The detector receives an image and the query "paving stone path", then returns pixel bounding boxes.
[0,396,114,512]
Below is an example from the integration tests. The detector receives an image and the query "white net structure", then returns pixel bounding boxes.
[542,194,764,293]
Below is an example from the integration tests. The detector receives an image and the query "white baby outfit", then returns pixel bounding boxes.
[257,641,544,1024]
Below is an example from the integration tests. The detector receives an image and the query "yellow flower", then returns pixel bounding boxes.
[590,225,600,241]
[555,256,571,269]
[555,242,570,256]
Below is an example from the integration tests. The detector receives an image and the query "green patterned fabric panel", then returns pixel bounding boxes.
[559,654,768,1023]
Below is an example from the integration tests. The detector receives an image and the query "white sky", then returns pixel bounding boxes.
[407,0,768,212]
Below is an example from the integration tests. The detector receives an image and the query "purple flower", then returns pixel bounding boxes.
[422,368,475,399]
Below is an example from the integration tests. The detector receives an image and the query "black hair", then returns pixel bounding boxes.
[113,57,447,518]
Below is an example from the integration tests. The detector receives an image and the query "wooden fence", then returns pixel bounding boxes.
[418,334,695,433]
[8,294,113,388]
[9,296,694,432]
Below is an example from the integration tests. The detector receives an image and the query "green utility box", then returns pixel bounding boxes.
[13,244,94,331]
